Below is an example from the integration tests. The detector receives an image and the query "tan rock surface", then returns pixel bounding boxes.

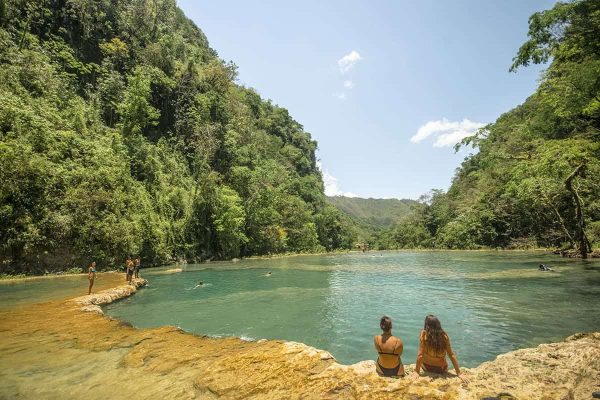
[0,275,598,399]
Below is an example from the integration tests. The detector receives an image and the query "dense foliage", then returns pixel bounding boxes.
[2,0,598,273]
[0,0,356,273]
[326,196,416,228]
[326,196,416,249]
[378,0,600,257]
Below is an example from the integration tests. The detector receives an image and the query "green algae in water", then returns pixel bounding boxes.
[13,251,600,367]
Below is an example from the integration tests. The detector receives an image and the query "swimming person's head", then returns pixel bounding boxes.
[380,316,392,333]
[423,315,447,354]
[199,281,203,285]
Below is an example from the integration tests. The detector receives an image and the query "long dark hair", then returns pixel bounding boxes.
[423,315,447,354]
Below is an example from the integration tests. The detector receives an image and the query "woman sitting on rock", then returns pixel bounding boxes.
[374,316,405,377]
[412,314,470,384]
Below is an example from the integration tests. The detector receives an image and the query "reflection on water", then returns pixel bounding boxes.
[101,251,600,367]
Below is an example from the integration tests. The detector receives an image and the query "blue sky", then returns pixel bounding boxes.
[178,0,555,199]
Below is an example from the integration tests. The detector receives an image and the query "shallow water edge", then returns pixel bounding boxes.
[0,274,598,399]
[0,248,571,281]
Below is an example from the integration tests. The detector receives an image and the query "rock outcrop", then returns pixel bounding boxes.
[72,278,147,314]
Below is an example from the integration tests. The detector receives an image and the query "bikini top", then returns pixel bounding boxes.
[376,336,401,356]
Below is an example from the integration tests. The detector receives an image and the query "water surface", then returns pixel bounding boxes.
[0,273,123,310]
[102,251,600,367]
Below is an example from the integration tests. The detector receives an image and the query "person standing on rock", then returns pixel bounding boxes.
[126,256,134,285]
[88,261,97,295]
[412,315,470,384]
[374,316,405,377]
[134,256,141,278]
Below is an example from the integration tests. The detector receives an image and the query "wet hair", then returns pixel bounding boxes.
[423,315,448,355]
[380,316,392,332]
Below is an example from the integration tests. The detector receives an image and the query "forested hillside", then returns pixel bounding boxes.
[0,0,356,273]
[380,0,600,256]
[326,196,416,228]
[2,1,598,274]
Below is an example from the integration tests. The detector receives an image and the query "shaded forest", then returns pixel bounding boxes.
[0,0,357,273]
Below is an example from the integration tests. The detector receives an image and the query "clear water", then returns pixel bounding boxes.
[101,251,600,367]
[0,274,101,310]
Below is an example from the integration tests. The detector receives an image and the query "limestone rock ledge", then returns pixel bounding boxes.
[70,277,599,399]
[72,278,147,314]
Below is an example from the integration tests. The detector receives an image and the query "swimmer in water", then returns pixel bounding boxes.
[266,271,272,277]
[538,264,553,271]
[194,281,204,289]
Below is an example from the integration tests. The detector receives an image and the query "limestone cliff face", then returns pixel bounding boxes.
[0,275,598,399]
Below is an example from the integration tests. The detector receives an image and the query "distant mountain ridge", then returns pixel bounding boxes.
[326,196,418,228]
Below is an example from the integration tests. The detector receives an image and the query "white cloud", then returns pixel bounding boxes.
[337,50,363,74]
[343,80,354,89]
[334,92,347,100]
[410,118,485,147]
[317,162,357,197]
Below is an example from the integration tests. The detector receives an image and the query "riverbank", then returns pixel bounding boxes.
[0,275,598,399]
[245,248,555,260]
[2,247,591,280]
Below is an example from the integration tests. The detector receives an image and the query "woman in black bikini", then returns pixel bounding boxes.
[374,316,405,377]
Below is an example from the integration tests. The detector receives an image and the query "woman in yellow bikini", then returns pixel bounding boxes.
[374,316,405,377]
[412,315,470,383]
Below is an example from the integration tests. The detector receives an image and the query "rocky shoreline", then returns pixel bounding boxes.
[0,276,598,399]
[72,277,148,314]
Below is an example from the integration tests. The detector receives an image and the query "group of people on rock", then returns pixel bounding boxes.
[85,256,142,294]
[375,315,470,383]
[125,256,142,284]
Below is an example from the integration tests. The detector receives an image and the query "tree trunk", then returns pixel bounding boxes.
[564,164,588,259]
[545,194,575,249]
